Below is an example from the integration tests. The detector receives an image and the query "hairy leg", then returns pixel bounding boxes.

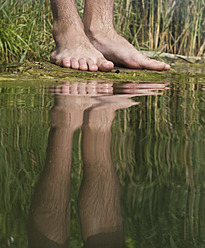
[50,0,114,71]
[83,0,170,71]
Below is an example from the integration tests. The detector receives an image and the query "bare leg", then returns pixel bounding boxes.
[83,0,170,71]
[50,0,114,71]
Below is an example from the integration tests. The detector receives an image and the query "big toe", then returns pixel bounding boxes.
[98,60,114,72]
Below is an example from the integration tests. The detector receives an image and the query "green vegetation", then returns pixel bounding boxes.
[114,0,205,56]
[0,0,53,63]
[0,0,204,63]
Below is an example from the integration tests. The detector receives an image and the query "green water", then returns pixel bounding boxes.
[0,79,204,248]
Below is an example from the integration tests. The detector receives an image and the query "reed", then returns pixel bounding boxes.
[0,0,204,62]
[114,0,205,56]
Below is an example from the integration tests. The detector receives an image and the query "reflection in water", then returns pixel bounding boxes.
[28,81,167,248]
[0,80,204,248]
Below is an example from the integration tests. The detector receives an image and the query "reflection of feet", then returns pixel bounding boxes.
[50,80,169,130]
[84,95,139,130]
[50,81,169,96]
[51,96,95,130]
[113,82,169,95]
[87,29,170,71]
[50,81,113,96]
[50,28,114,72]
[50,81,115,129]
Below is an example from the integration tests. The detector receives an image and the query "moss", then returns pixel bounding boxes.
[0,61,204,83]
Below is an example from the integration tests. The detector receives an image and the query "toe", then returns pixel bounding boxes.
[71,58,79,69]
[141,58,170,71]
[79,58,88,71]
[87,59,98,72]
[97,58,114,72]
[62,58,71,68]
[164,63,171,70]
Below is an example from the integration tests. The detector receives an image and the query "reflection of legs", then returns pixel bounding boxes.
[28,127,73,248]
[83,0,170,70]
[50,0,114,72]
[78,105,124,248]
[28,96,93,248]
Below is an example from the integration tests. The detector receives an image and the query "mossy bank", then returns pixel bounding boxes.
[0,61,204,85]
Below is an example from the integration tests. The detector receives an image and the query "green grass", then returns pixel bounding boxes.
[0,0,204,63]
[0,0,53,63]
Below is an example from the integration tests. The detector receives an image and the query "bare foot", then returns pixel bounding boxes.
[86,29,170,71]
[50,27,114,72]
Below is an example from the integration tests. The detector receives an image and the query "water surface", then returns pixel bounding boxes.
[0,79,204,248]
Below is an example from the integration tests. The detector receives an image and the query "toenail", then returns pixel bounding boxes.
[104,61,113,66]
[165,64,171,70]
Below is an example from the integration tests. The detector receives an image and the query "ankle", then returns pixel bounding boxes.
[84,23,114,42]
[53,20,83,35]
[83,15,114,38]
[52,21,85,46]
